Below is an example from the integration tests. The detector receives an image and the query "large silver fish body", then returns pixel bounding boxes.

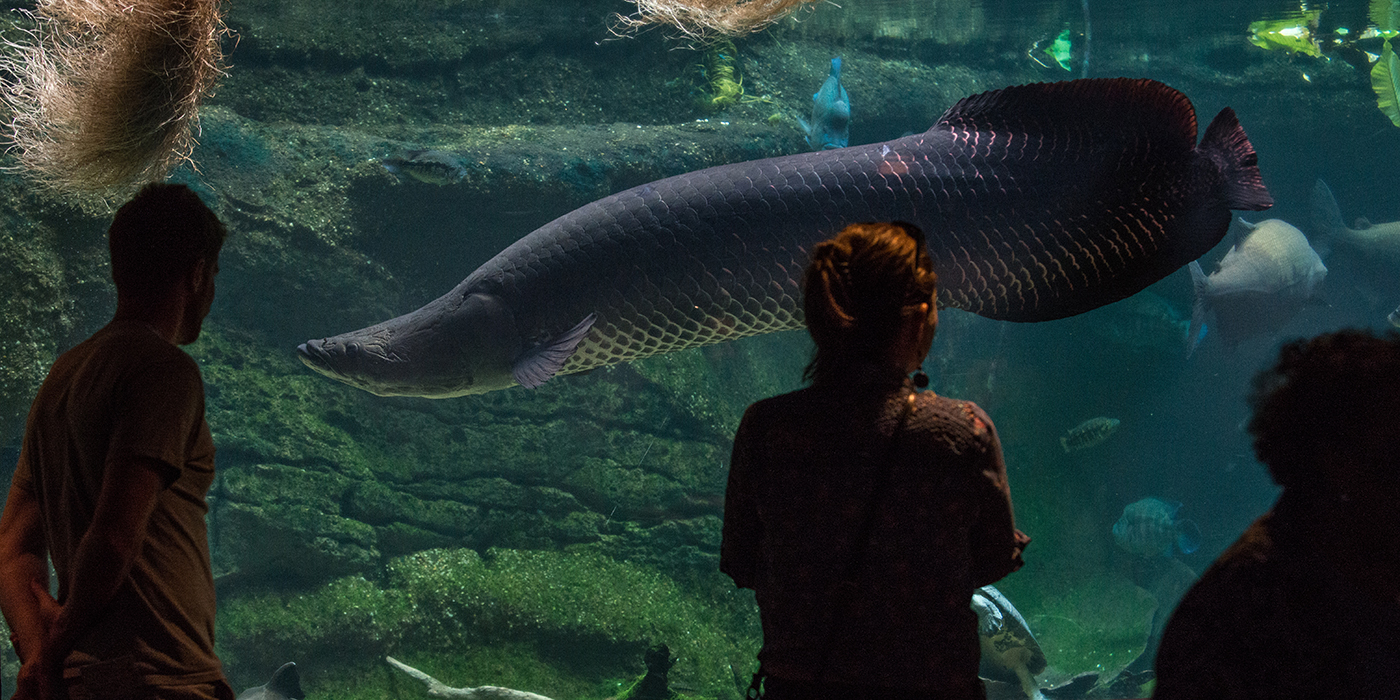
[1186,218,1326,355]
[299,78,1271,398]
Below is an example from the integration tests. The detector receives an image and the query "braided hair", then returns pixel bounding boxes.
[802,221,937,383]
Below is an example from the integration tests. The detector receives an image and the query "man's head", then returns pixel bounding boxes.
[1248,329,1400,493]
[108,183,226,343]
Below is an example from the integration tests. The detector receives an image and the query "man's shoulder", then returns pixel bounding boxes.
[93,322,200,373]
[51,322,203,395]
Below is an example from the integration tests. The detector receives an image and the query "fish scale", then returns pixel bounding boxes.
[300,78,1272,397]
[465,81,1233,375]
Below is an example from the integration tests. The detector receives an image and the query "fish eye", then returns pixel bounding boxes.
[345,342,360,358]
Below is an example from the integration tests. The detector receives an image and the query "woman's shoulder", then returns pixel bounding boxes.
[912,392,997,443]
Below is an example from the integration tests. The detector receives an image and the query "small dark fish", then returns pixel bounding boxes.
[1060,417,1120,453]
[381,149,468,185]
[799,57,850,151]
[237,662,304,700]
[1112,497,1202,558]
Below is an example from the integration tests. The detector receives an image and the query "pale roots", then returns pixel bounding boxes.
[611,0,823,43]
[0,0,226,192]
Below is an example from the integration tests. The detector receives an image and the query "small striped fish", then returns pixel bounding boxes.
[1060,416,1120,453]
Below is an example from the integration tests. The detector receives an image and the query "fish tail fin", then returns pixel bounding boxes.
[1311,179,1345,253]
[1186,260,1209,357]
[1198,107,1273,211]
[830,56,842,79]
[1176,518,1202,555]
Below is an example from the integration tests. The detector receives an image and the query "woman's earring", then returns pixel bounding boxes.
[912,366,929,389]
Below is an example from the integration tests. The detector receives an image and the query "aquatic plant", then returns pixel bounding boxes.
[1246,10,1323,57]
[0,0,227,192]
[696,40,742,111]
[1374,41,1400,127]
[611,0,820,43]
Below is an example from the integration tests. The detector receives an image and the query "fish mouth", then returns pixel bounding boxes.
[297,339,343,379]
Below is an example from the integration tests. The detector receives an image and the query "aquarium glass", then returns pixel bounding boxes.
[1,0,1396,698]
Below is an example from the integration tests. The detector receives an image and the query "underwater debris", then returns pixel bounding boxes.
[610,0,822,43]
[612,644,676,700]
[1060,416,1120,453]
[0,0,227,192]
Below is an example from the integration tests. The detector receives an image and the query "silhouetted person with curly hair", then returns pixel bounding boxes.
[722,221,1029,700]
[1153,329,1400,700]
[0,183,233,700]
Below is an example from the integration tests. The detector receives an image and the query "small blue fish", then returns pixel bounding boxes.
[799,57,850,151]
[1113,497,1202,558]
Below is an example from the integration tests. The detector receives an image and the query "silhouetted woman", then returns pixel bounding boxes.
[722,221,1029,700]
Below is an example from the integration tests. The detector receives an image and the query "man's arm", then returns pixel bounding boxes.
[0,475,54,663]
[39,455,167,666]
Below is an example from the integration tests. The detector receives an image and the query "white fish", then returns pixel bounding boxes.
[1312,179,1400,267]
[1187,218,1326,356]
[237,663,304,700]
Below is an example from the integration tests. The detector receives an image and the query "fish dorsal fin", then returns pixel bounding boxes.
[268,663,305,700]
[932,78,1198,149]
[1355,216,1373,230]
[512,313,597,389]
[1176,519,1203,555]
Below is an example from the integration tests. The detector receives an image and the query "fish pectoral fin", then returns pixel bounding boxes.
[512,313,598,389]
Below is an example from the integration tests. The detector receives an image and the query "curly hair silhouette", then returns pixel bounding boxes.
[0,0,226,192]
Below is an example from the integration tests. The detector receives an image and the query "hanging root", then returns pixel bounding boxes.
[0,0,227,192]
[610,0,822,43]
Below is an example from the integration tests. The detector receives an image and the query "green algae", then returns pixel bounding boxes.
[218,547,758,700]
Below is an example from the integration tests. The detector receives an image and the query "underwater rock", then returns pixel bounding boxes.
[219,499,380,584]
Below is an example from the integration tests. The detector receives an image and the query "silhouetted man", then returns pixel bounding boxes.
[1153,330,1400,700]
[0,183,232,700]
